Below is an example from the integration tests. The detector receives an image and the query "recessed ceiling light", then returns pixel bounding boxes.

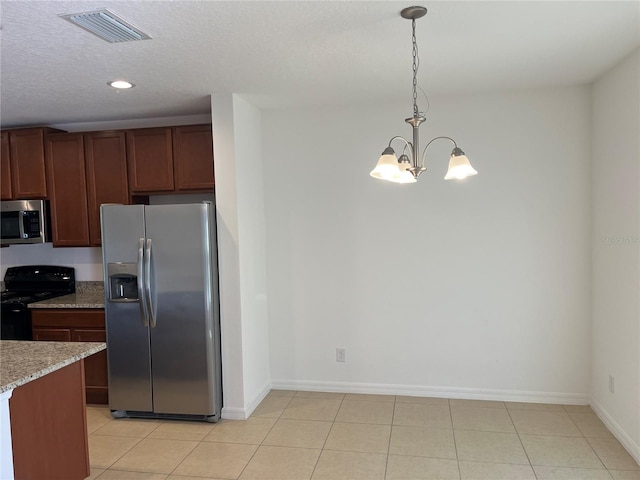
[108,80,135,89]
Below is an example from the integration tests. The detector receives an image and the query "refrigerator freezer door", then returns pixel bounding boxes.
[144,203,220,416]
[101,204,153,412]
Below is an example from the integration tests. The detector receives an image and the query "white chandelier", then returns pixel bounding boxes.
[370,6,478,184]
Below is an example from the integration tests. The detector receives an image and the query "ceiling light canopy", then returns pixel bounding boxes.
[370,6,478,184]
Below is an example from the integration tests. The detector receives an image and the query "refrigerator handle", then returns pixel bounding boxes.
[137,238,149,327]
[145,238,157,328]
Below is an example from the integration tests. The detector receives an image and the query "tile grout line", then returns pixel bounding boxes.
[234,391,296,479]
[563,406,609,471]
[308,392,346,480]
[89,427,146,472]
[449,398,463,480]
[383,396,397,480]
[561,408,613,473]
[503,401,539,480]
[111,417,202,478]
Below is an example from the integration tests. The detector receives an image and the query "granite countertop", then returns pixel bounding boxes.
[0,340,106,393]
[29,291,105,309]
[28,281,105,309]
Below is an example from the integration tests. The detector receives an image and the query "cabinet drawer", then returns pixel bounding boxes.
[31,309,105,329]
[73,329,106,342]
[32,328,72,342]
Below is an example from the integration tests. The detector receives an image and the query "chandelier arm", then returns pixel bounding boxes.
[420,136,458,168]
[388,135,414,160]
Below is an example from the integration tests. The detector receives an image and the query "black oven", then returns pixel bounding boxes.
[0,266,75,340]
[0,301,33,340]
[0,200,50,246]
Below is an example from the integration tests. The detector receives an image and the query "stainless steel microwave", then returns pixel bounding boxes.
[0,200,50,246]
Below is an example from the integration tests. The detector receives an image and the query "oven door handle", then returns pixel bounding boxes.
[137,238,149,327]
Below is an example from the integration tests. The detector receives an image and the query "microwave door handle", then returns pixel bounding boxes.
[137,238,149,327]
[145,238,156,328]
[18,211,26,239]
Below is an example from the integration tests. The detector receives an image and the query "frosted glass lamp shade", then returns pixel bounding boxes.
[444,148,478,180]
[389,154,417,183]
[390,170,417,183]
[370,147,400,181]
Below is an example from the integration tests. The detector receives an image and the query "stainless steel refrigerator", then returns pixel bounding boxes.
[100,202,222,422]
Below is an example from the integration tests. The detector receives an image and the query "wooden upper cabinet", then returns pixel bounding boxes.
[84,131,128,246]
[1,131,11,200]
[45,133,90,247]
[8,128,51,199]
[126,128,174,193]
[173,125,214,191]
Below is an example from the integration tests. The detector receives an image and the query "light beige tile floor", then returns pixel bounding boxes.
[86,391,640,479]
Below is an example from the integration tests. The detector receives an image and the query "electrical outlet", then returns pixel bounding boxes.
[336,348,346,363]
[609,375,615,394]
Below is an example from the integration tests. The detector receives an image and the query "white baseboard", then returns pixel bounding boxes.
[591,397,640,465]
[221,406,247,420]
[221,382,271,420]
[244,383,271,418]
[270,379,590,405]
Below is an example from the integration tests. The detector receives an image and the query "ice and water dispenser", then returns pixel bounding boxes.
[107,263,139,302]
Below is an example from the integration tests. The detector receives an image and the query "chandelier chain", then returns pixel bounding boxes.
[411,17,419,116]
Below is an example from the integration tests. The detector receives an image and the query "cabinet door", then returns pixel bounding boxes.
[73,329,109,405]
[173,125,214,191]
[126,128,174,193]
[1,131,11,200]
[45,134,90,247]
[84,131,129,246]
[9,128,48,198]
[10,361,90,480]
[32,328,72,341]
[31,309,108,405]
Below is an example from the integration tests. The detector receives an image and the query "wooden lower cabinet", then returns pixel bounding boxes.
[10,361,90,480]
[31,309,108,405]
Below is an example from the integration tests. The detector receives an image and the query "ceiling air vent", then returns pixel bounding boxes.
[59,9,151,43]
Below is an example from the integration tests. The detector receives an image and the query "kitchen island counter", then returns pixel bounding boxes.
[0,340,106,392]
[0,340,106,480]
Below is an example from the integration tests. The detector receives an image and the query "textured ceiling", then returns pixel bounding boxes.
[1,0,638,128]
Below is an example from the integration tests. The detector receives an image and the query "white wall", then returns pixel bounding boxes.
[263,86,592,402]
[211,94,271,418]
[0,244,102,280]
[591,48,640,461]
